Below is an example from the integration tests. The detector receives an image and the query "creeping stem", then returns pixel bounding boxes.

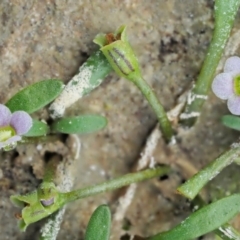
[63,166,170,203]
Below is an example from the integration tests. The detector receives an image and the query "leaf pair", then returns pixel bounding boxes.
[26,115,107,136]
[5,79,107,136]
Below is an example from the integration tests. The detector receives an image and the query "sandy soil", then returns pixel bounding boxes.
[0,1,240,239]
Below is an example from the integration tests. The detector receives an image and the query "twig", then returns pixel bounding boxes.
[111,95,186,237]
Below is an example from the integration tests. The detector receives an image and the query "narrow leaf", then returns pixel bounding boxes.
[49,50,112,119]
[6,79,64,113]
[149,194,240,240]
[85,205,111,240]
[81,51,112,96]
[177,147,240,199]
[23,120,49,137]
[52,115,107,134]
[222,115,240,131]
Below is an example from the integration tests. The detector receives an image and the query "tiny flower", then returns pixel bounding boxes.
[212,56,240,115]
[10,182,61,231]
[93,25,142,83]
[0,104,32,149]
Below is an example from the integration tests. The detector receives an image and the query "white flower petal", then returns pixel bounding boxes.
[227,95,240,115]
[224,56,240,72]
[212,73,233,100]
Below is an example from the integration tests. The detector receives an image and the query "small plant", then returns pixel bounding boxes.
[11,161,168,231]
[0,57,109,151]
[3,0,240,239]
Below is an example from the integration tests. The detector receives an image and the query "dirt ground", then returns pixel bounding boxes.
[1,0,240,239]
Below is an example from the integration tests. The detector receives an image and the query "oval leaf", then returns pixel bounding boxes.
[52,115,107,134]
[81,50,112,96]
[85,205,111,240]
[149,194,240,240]
[222,115,240,131]
[23,120,49,137]
[6,80,64,113]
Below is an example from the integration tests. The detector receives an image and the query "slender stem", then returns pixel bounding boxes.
[133,77,173,141]
[43,158,58,183]
[181,0,240,126]
[20,135,59,144]
[177,147,240,199]
[63,166,170,203]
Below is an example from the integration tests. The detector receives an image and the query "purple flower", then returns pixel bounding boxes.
[212,56,240,115]
[0,104,32,149]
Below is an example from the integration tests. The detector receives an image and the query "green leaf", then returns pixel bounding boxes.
[81,50,112,96]
[85,205,111,240]
[52,115,107,134]
[149,194,240,240]
[6,79,64,113]
[49,51,112,119]
[222,115,240,131]
[23,120,49,137]
[177,147,240,199]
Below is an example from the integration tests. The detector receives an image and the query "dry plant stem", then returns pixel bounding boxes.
[112,99,187,236]
[113,124,161,225]
[40,135,81,240]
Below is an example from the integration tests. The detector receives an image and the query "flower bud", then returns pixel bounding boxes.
[94,25,142,82]
[10,182,62,231]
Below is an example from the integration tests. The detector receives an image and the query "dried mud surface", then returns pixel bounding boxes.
[0,1,240,239]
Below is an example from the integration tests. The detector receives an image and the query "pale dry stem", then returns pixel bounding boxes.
[111,92,200,238]
[40,134,81,240]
